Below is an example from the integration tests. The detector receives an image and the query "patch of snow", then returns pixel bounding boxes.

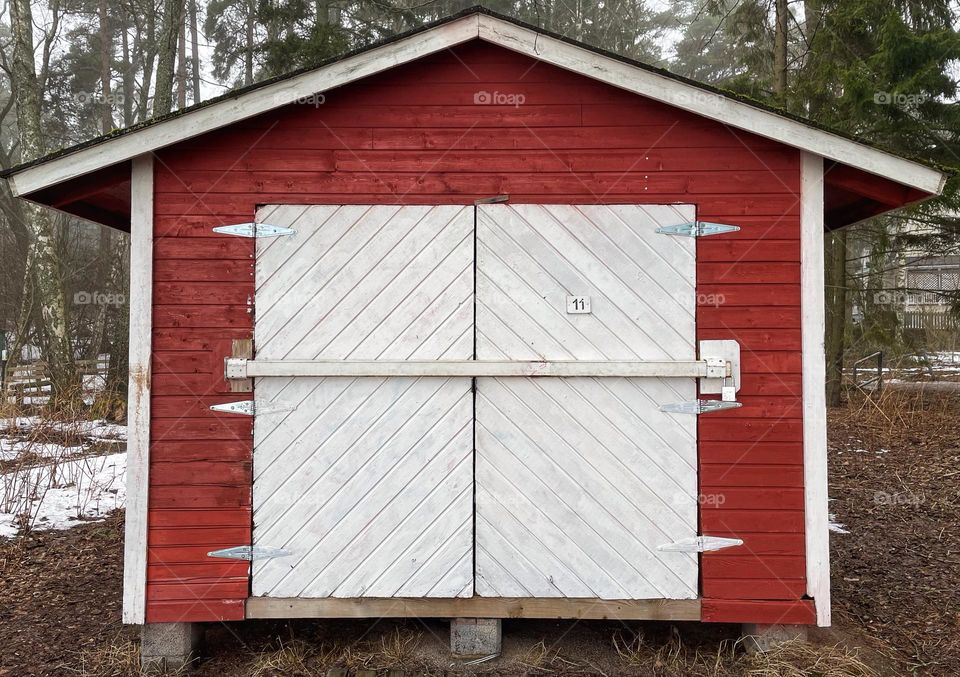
[0,417,126,441]
[828,513,850,534]
[0,416,39,432]
[0,452,125,537]
[82,374,106,391]
[80,421,128,441]
[0,439,85,462]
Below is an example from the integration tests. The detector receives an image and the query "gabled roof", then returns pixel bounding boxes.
[2,7,946,211]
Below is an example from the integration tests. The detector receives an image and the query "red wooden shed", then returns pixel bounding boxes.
[3,7,946,667]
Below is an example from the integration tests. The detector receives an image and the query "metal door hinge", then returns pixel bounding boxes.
[658,536,744,552]
[213,222,296,238]
[210,400,296,416]
[208,545,292,560]
[660,400,742,414]
[657,221,740,237]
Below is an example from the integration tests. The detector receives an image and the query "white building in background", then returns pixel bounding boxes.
[901,254,960,330]
[850,212,959,338]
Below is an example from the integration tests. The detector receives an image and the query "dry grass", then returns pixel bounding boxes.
[612,626,737,676]
[249,639,314,677]
[741,640,877,677]
[377,626,423,667]
[63,637,141,677]
[842,387,957,448]
[517,639,560,672]
[245,626,425,675]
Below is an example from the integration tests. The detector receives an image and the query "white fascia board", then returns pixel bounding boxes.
[477,15,945,196]
[8,15,481,196]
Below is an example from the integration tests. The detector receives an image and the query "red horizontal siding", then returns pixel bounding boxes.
[703,579,806,600]
[146,39,806,623]
[700,465,804,487]
[701,510,805,533]
[145,599,245,624]
[708,533,805,556]
[149,508,251,527]
[701,600,816,625]
[148,562,249,581]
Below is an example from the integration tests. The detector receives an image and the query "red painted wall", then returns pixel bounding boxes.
[147,40,813,624]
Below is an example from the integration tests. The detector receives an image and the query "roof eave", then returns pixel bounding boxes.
[4,9,947,199]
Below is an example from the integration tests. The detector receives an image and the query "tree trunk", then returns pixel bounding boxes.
[177,9,187,109]
[103,234,130,415]
[9,0,76,398]
[88,0,116,363]
[121,20,134,125]
[189,0,201,103]
[244,0,255,86]
[824,229,848,406]
[773,0,789,95]
[97,0,113,131]
[138,8,158,122]
[155,0,186,116]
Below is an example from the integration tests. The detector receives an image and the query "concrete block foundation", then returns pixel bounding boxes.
[741,623,808,654]
[141,622,204,672]
[450,617,502,657]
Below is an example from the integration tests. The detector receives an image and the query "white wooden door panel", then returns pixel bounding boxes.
[477,204,696,361]
[252,202,701,602]
[252,205,474,598]
[474,204,699,600]
[256,205,474,361]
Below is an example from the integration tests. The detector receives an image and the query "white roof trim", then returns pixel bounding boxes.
[8,15,481,196]
[8,12,946,197]
[477,15,944,196]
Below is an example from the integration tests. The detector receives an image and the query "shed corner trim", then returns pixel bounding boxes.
[800,151,831,627]
[121,153,154,625]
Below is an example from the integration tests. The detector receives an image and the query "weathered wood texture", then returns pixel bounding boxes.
[474,204,698,600]
[246,597,702,620]
[147,40,804,623]
[251,205,476,600]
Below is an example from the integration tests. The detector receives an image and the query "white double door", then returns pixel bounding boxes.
[250,204,698,600]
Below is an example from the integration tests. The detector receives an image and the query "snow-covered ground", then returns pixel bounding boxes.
[0,416,126,440]
[0,418,127,537]
[0,452,126,537]
[891,351,960,378]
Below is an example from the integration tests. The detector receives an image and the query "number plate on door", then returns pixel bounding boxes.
[566,295,591,314]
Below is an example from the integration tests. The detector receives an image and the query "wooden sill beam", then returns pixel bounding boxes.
[245,597,701,621]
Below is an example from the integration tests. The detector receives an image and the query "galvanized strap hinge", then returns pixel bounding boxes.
[208,545,292,561]
[213,222,296,238]
[209,400,296,416]
[657,221,740,237]
[658,536,743,552]
[660,399,742,415]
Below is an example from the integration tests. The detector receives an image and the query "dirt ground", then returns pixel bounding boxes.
[0,389,957,676]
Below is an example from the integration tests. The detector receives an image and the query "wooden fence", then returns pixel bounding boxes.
[2,356,110,406]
